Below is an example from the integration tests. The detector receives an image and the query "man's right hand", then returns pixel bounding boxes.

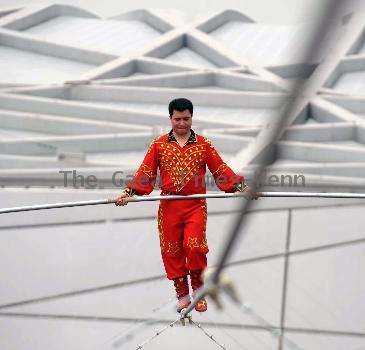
[114,191,130,206]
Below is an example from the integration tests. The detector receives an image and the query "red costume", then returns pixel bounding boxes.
[126,130,245,282]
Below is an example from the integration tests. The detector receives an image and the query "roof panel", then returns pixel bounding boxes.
[291,205,365,250]
[0,45,96,84]
[0,128,51,139]
[208,21,336,67]
[71,100,277,126]
[24,16,163,56]
[331,70,365,94]
[286,243,365,333]
[282,333,365,350]
[164,47,218,69]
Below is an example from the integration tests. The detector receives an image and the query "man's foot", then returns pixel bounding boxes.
[194,297,208,312]
[177,294,191,313]
[173,276,191,313]
[190,269,208,312]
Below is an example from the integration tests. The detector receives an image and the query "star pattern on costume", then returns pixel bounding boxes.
[167,241,182,255]
[200,236,208,250]
[195,298,208,311]
[197,299,207,308]
[187,237,200,250]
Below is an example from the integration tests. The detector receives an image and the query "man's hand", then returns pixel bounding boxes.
[114,191,131,206]
[236,182,260,200]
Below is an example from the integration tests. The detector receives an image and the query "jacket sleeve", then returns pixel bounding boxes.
[204,137,245,193]
[125,138,159,195]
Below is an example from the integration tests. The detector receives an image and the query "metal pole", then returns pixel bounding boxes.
[1,191,365,214]
[181,0,350,317]
[0,198,114,214]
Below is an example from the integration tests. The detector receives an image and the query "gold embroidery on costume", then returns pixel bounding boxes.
[158,205,182,255]
[166,241,182,255]
[213,163,228,177]
[200,236,208,250]
[204,137,217,156]
[136,163,154,179]
[147,137,158,154]
[187,237,200,250]
[158,205,166,253]
[200,199,208,250]
[159,143,206,192]
[157,130,204,192]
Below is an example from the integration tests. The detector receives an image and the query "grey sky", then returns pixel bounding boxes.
[0,0,363,24]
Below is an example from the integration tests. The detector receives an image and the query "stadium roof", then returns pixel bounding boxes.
[0,5,364,190]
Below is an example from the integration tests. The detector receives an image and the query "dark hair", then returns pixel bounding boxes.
[168,98,193,117]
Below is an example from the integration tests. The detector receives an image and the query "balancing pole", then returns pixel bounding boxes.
[1,191,365,214]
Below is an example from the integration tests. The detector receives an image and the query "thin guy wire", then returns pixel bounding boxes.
[201,309,250,350]
[134,317,181,350]
[190,319,227,350]
[100,297,178,349]
[236,300,303,350]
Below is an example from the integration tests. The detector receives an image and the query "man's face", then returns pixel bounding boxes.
[170,109,192,136]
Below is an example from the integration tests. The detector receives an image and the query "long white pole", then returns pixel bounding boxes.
[0,191,364,214]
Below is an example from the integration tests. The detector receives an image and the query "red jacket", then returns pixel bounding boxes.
[126,130,244,195]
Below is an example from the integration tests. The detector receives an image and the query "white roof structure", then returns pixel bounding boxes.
[0,4,365,350]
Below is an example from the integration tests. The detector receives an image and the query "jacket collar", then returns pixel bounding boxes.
[167,129,197,144]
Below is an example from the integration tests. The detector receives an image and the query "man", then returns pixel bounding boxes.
[115,98,255,313]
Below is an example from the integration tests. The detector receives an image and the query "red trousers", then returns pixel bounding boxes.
[158,198,209,280]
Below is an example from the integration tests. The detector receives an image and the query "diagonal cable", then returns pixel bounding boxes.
[235,300,303,350]
[182,0,349,316]
[100,297,178,349]
[190,319,227,350]
[200,309,250,350]
[133,317,181,350]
